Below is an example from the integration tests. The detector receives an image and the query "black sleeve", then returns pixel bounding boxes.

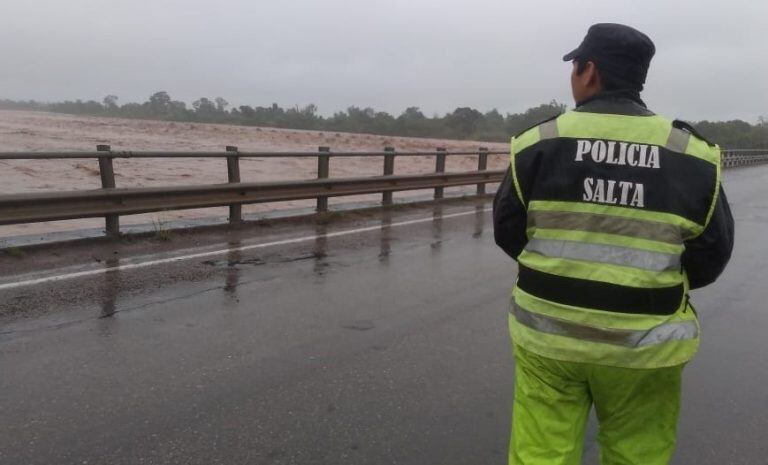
[681,186,735,289]
[493,168,528,260]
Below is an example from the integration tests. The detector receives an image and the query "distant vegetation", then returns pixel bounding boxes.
[1,92,766,148]
[692,119,768,150]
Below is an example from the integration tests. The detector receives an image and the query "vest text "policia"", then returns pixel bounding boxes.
[575,140,660,208]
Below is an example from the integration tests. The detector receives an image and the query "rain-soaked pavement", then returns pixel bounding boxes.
[1,165,767,465]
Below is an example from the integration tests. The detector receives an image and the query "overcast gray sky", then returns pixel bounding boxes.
[0,0,765,121]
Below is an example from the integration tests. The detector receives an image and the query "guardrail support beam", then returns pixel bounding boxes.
[317,146,330,212]
[226,146,242,223]
[97,144,120,237]
[477,147,489,194]
[383,147,396,206]
[435,147,446,199]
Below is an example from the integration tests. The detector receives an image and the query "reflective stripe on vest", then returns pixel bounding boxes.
[665,127,691,154]
[525,238,681,271]
[527,209,688,244]
[511,300,698,347]
[539,118,559,140]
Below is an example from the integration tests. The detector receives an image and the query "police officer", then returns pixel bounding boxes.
[493,23,734,465]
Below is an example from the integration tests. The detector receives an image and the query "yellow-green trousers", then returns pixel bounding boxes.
[510,345,684,465]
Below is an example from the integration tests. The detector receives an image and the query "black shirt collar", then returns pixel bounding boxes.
[575,90,654,116]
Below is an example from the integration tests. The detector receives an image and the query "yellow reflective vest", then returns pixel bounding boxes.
[504,106,722,368]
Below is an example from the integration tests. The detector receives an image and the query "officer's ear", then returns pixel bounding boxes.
[574,59,588,75]
[575,60,601,89]
[571,59,602,104]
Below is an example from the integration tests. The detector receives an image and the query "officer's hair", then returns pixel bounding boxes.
[575,59,635,92]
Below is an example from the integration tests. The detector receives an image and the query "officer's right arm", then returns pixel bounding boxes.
[682,186,735,289]
[493,168,528,260]
[493,118,554,261]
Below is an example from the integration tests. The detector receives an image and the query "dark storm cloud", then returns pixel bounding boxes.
[0,0,765,121]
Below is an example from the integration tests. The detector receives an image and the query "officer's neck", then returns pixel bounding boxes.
[576,89,646,109]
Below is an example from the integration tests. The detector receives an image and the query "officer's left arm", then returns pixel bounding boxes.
[682,185,735,289]
[493,168,528,260]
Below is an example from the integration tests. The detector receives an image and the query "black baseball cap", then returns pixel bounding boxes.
[563,23,656,89]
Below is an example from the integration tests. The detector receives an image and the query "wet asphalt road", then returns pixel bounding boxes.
[1,165,768,465]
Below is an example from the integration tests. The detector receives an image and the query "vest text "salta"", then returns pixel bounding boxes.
[575,140,660,208]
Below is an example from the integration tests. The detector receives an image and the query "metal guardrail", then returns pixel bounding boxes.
[0,145,506,236]
[721,149,768,168]
[0,171,504,225]
[0,146,765,238]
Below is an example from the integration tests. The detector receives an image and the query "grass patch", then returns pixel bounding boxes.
[152,219,173,242]
[4,247,26,259]
[389,202,410,210]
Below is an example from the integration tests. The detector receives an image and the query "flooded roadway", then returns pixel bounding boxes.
[1,165,767,465]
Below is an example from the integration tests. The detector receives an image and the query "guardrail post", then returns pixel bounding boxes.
[477,147,489,194]
[97,144,120,237]
[383,146,395,206]
[226,145,242,223]
[434,147,446,199]
[317,146,330,212]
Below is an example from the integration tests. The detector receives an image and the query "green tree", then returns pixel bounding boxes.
[446,107,484,138]
[147,91,172,116]
[103,95,119,112]
[215,97,229,112]
[192,97,219,121]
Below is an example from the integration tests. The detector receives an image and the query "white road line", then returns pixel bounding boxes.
[0,208,492,291]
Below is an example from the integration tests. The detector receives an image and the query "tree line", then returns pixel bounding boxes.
[1,91,766,148]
